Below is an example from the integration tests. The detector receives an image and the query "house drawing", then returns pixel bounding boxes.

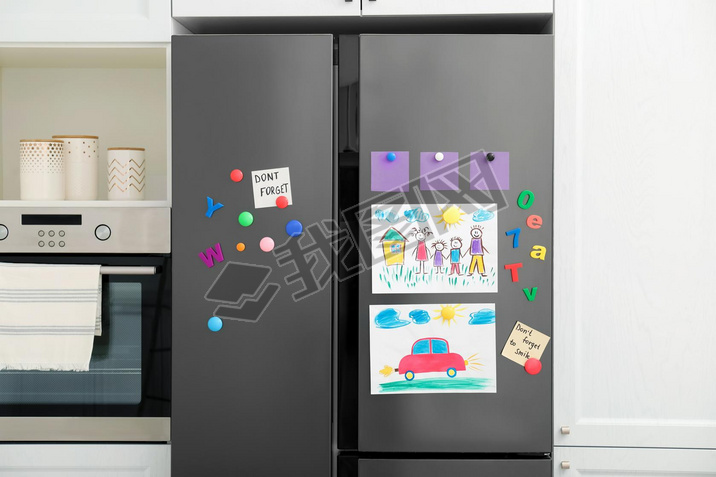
[380,227,408,266]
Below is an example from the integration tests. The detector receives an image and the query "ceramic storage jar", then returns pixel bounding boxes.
[20,139,65,200]
[107,147,145,200]
[53,135,99,200]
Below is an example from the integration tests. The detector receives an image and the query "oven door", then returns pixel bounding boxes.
[0,255,170,442]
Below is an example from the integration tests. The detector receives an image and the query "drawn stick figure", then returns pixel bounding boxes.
[467,226,489,277]
[449,237,463,276]
[431,240,447,274]
[411,227,432,275]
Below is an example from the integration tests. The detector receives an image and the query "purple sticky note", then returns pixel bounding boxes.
[470,151,509,190]
[371,151,409,192]
[420,152,459,191]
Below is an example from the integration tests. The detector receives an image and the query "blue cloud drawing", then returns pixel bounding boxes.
[375,209,399,223]
[472,209,495,222]
[375,308,411,329]
[468,308,496,325]
[404,208,429,223]
[409,309,431,324]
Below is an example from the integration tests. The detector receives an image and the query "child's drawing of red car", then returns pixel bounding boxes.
[398,337,466,381]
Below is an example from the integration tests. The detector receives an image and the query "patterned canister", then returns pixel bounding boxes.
[20,139,65,200]
[53,135,99,200]
[107,147,145,200]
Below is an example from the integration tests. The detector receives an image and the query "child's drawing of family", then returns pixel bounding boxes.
[409,225,490,277]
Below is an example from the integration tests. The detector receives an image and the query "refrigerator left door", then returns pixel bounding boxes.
[172,35,334,476]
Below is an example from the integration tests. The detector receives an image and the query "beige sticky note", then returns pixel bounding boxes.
[501,321,550,366]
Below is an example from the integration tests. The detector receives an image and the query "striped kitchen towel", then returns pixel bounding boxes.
[0,263,102,371]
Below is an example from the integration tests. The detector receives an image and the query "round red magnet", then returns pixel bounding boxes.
[524,358,542,375]
[230,169,244,182]
[276,195,289,209]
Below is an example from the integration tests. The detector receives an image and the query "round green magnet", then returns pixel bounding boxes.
[238,211,254,227]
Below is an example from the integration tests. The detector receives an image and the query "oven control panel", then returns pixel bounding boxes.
[0,208,170,253]
[34,227,68,249]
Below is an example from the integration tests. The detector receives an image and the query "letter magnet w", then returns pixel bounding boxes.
[199,243,225,268]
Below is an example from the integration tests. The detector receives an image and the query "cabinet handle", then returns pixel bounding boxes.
[560,426,571,434]
[561,461,571,470]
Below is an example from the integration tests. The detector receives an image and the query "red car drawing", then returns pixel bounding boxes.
[398,337,466,381]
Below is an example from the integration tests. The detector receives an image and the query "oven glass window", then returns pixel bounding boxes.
[0,282,142,405]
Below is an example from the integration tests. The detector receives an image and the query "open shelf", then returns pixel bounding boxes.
[0,200,169,208]
[0,44,171,207]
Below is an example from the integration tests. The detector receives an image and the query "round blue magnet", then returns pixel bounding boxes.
[208,316,223,332]
[286,220,303,237]
[386,152,397,162]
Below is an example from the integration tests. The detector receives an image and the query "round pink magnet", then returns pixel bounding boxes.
[259,237,275,252]
[524,358,542,375]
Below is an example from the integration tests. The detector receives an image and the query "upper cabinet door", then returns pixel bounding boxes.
[555,0,716,449]
[361,0,552,16]
[0,0,170,42]
[173,0,359,18]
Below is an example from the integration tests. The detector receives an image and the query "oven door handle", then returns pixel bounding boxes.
[100,266,157,276]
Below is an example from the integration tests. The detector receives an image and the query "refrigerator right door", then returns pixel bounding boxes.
[340,458,551,477]
[358,35,553,453]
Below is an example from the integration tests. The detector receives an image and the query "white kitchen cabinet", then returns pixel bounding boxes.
[554,0,716,450]
[361,0,552,16]
[173,0,360,18]
[0,0,171,43]
[0,444,170,476]
[554,447,716,476]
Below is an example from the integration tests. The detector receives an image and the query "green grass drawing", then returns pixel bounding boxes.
[379,377,494,393]
[377,264,496,291]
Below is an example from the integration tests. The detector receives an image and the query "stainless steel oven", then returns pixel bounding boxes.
[0,208,170,442]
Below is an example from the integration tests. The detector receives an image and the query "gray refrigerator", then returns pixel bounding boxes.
[172,33,553,476]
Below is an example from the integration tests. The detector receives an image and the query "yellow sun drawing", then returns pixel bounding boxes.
[435,205,466,231]
[432,304,466,326]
